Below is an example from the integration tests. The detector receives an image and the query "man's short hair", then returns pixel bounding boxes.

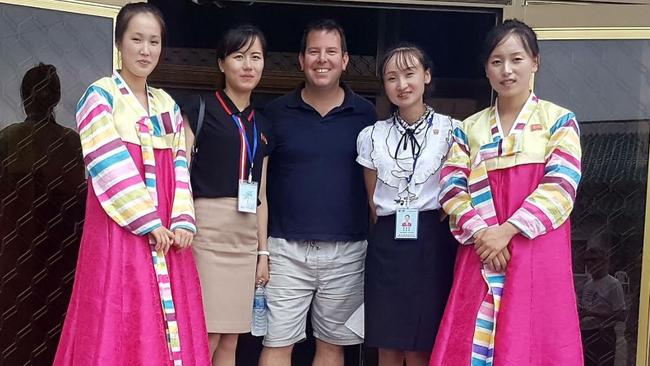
[300,18,347,54]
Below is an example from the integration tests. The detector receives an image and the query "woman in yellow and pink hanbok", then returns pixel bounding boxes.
[54,4,210,365]
[431,20,583,366]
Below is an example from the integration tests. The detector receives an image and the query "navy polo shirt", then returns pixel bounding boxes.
[264,84,377,242]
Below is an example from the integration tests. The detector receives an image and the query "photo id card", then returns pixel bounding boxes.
[395,208,418,240]
[238,180,258,213]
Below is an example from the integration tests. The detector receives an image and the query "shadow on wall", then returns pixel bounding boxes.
[0,63,86,365]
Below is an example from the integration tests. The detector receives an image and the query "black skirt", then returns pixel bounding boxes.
[364,210,456,351]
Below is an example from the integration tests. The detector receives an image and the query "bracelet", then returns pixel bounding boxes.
[257,250,270,256]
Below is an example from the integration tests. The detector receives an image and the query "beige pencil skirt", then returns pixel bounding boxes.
[192,197,258,333]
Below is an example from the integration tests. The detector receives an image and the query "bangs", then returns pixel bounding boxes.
[217,25,268,61]
[391,48,422,72]
[379,43,433,83]
[225,34,257,57]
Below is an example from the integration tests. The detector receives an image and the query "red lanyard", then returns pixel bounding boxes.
[215,91,257,180]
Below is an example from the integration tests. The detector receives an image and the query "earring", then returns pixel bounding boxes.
[529,72,536,91]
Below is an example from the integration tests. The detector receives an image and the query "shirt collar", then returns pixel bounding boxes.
[215,89,255,120]
[286,82,358,112]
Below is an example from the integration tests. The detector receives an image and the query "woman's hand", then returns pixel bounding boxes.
[485,246,511,273]
[149,226,175,254]
[255,255,270,287]
[473,228,487,242]
[173,228,194,249]
[474,222,519,263]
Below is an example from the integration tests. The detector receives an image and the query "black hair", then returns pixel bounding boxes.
[379,43,434,83]
[115,2,166,46]
[21,63,61,121]
[216,24,268,62]
[300,19,347,54]
[481,19,539,66]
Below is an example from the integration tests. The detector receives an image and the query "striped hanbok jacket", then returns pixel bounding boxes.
[76,71,195,235]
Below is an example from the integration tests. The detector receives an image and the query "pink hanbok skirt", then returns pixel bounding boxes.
[430,163,583,366]
[54,143,210,365]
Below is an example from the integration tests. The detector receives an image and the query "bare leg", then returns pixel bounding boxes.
[208,334,221,366]
[405,351,430,366]
[313,339,343,366]
[213,333,239,366]
[259,345,294,366]
[378,348,405,366]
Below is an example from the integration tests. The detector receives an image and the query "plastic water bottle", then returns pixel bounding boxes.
[251,286,267,336]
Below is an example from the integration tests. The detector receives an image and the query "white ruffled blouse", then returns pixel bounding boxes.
[356,108,458,216]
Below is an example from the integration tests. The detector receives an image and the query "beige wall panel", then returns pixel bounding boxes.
[85,0,127,6]
[504,0,650,27]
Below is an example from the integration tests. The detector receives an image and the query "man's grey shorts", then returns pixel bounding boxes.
[262,237,367,347]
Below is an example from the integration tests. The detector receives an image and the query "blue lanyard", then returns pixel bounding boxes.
[231,113,258,182]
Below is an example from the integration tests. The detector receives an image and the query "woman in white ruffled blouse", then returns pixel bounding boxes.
[356,44,458,366]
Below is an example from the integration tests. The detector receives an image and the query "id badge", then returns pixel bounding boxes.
[238,180,258,213]
[395,208,418,240]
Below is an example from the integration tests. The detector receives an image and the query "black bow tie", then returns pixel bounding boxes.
[395,127,422,160]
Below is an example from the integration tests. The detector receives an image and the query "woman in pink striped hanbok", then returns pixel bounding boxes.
[430,20,583,366]
[54,3,210,365]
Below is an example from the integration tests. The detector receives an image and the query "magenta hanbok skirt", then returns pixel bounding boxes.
[430,163,583,366]
[54,143,210,365]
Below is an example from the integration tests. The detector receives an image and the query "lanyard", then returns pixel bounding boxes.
[232,114,258,182]
[216,91,258,182]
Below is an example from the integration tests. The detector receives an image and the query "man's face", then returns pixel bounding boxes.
[299,30,349,90]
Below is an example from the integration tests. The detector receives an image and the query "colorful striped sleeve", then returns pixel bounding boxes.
[439,122,489,244]
[507,112,582,239]
[77,85,162,235]
[169,104,196,233]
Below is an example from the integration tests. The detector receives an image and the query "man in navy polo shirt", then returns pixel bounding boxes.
[259,19,376,366]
